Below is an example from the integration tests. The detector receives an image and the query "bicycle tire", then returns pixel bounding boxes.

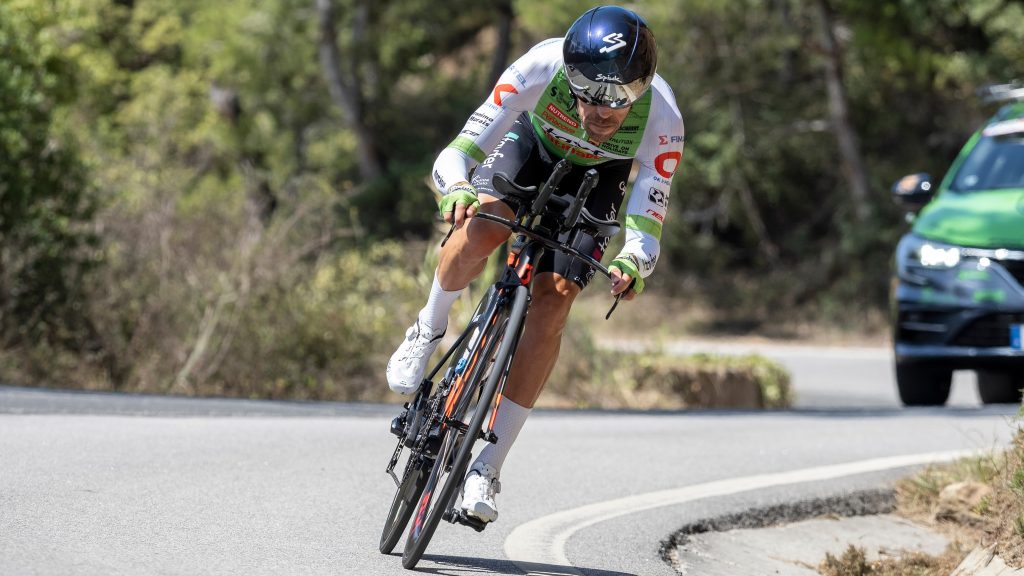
[379,449,430,554]
[401,284,530,569]
[378,289,500,555]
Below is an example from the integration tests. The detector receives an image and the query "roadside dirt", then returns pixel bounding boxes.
[575,288,889,348]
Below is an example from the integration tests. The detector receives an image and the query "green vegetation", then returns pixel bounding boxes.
[3,0,1024,397]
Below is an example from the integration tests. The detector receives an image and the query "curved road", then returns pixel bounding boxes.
[1,344,1019,576]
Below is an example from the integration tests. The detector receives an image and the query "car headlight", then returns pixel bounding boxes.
[896,235,962,281]
[918,243,961,267]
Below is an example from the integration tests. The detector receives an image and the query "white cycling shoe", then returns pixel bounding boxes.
[386,320,444,395]
[461,462,500,523]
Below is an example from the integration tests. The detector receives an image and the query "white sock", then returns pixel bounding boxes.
[417,272,462,335]
[473,398,531,476]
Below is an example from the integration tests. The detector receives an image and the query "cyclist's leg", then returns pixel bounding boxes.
[499,272,582,406]
[435,196,513,291]
[460,271,577,521]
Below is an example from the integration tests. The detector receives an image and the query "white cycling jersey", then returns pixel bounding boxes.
[432,37,685,285]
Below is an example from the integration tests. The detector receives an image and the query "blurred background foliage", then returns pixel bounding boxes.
[2,0,1023,399]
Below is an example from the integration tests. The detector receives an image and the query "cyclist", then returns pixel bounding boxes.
[387,5,684,524]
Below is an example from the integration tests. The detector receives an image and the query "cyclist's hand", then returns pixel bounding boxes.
[609,268,637,301]
[438,183,480,228]
[609,256,645,300]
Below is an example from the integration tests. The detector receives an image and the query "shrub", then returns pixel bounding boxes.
[544,316,792,410]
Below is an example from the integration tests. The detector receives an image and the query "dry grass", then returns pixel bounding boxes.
[819,426,1024,575]
[542,308,793,410]
[575,281,889,348]
[819,544,970,576]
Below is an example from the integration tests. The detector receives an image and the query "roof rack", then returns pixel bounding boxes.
[979,82,1024,104]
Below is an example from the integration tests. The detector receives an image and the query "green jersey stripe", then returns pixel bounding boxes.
[449,136,487,163]
[625,214,663,241]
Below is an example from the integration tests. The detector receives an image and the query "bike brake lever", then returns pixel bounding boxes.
[605,277,637,320]
[440,221,457,247]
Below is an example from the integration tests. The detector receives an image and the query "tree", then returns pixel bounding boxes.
[0,2,97,348]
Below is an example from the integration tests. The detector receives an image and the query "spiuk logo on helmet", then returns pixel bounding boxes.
[562,6,658,109]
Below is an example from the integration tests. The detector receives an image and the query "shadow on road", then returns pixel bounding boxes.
[412,554,639,576]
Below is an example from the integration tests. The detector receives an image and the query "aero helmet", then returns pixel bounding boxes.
[563,6,658,109]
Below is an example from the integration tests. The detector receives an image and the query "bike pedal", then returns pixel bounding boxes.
[389,410,408,438]
[447,509,488,532]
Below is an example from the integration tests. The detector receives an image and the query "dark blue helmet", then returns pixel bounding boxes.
[563,6,658,109]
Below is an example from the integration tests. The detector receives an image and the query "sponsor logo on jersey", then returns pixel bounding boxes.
[625,252,658,273]
[540,126,606,160]
[648,188,667,207]
[601,140,631,155]
[433,170,446,190]
[542,109,576,133]
[646,209,665,223]
[482,131,520,167]
[508,64,527,86]
[493,83,519,106]
[459,129,480,138]
[548,86,572,108]
[658,135,684,146]
[470,111,495,128]
[641,253,658,272]
[654,151,682,178]
[599,32,627,54]
[545,104,579,129]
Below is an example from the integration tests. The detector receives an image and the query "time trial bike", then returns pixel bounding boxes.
[379,158,630,569]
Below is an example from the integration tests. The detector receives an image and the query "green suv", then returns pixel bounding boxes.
[891,91,1024,406]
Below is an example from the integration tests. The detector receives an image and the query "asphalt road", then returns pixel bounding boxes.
[1,344,1020,576]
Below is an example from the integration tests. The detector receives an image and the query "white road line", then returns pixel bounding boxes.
[503,450,976,576]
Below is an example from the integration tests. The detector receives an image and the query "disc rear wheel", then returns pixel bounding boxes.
[379,451,430,554]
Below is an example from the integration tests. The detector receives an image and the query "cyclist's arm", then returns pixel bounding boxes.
[431,39,561,200]
[611,78,685,296]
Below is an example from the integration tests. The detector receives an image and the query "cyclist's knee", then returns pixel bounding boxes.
[459,194,514,255]
[529,273,579,331]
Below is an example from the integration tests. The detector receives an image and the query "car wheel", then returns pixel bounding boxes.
[976,370,1024,404]
[895,362,952,406]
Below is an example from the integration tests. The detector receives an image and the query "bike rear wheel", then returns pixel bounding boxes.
[379,449,430,554]
[379,292,491,552]
[400,284,529,569]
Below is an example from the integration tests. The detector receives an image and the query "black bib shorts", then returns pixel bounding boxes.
[469,113,631,290]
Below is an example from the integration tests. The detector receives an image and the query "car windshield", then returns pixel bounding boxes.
[950,132,1024,192]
